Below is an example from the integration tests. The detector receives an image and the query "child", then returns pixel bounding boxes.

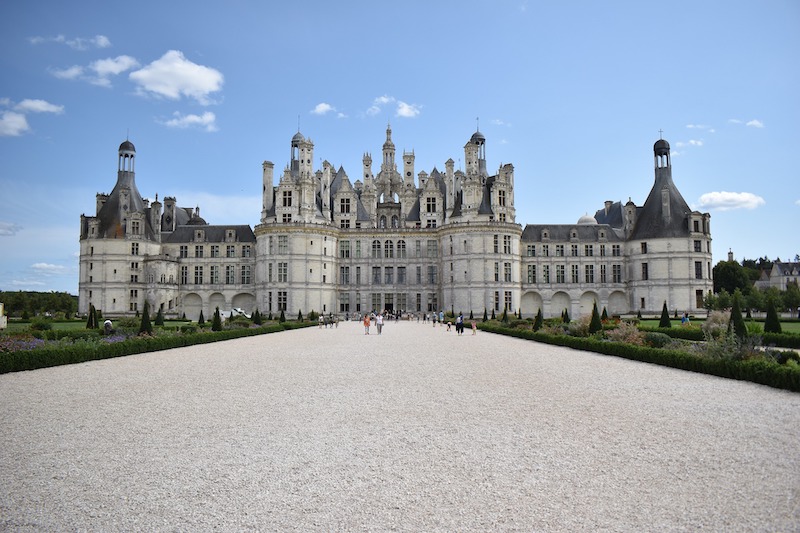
[471,321,477,335]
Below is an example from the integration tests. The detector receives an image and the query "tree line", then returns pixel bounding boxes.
[709,255,800,316]
[0,291,78,318]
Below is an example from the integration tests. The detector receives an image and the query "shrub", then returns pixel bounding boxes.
[533,309,543,331]
[298,310,304,321]
[601,307,609,321]
[589,302,603,334]
[139,302,153,335]
[154,308,164,326]
[644,331,673,348]
[606,321,645,346]
[279,310,286,323]
[702,310,730,340]
[764,299,782,333]
[308,310,319,322]
[29,317,53,331]
[198,310,205,326]
[659,301,672,328]
[483,309,488,322]
[728,297,746,340]
[212,307,222,332]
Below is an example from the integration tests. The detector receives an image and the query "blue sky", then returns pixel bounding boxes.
[1,0,798,294]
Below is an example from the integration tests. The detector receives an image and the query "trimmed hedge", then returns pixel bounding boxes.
[479,323,800,392]
[0,322,313,374]
[639,325,800,349]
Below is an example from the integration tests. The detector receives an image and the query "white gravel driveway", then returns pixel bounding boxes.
[1,320,798,531]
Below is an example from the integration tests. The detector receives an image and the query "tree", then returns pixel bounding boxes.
[745,288,764,315]
[728,296,747,339]
[589,302,603,334]
[562,309,570,323]
[483,308,488,322]
[784,281,800,318]
[139,301,153,335]
[764,298,782,334]
[490,308,496,320]
[469,310,474,320]
[212,307,223,331]
[279,309,286,323]
[533,309,543,331]
[716,289,732,310]
[713,260,752,295]
[198,310,205,326]
[154,307,164,326]
[703,292,718,311]
[253,309,262,325]
[297,309,303,321]
[601,306,608,321]
[659,301,672,328]
[500,306,508,323]
[86,304,97,329]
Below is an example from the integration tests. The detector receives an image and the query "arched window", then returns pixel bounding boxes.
[379,216,387,228]
[397,240,406,259]
[384,240,394,258]
[372,239,381,258]
[391,215,399,228]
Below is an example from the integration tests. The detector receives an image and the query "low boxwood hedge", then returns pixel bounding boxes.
[0,322,312,374]
[479,323,800,392]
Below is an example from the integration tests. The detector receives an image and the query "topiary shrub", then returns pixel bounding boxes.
[154,308,164,326]
[659,301,672,328]
[764,299,782,334]
[589,302,603,334]
[533,309,544,331]
[212,307,223,332]
[198,310,205,326]
[644,331,673,348]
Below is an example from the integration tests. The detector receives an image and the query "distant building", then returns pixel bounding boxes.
[754,261,800,291]
[78,128,713,319]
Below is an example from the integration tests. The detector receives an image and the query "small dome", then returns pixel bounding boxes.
[119,140,136,152]
[186,216,207,226]
[292,131,305,144]
[654,139,670,156]
[577,214,598,225]
[470,130,486,144]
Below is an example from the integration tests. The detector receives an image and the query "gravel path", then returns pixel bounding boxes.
[1,321,798,532]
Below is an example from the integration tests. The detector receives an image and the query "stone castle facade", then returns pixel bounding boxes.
[78,127,713,320]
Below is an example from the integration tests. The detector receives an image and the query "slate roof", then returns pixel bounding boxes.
[521,224,623,242]
[162,225,256,243]
[629,169,693,240]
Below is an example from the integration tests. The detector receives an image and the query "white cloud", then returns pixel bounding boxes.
[689,139,703,146]
[14,99,64,114]
[728,118,742,124]
[312,103,337,115]
[396,101,421,118]
[698,191,765,211]
[162,111,218,132]
[10,279,46,287]
[746,119,764,128]
[0,111,30,136]
[491,119,512,127]
[367,94,396,116]
[29,34,111,50]
[130,50,224,105]
[31,263,68,274]
[89,55,139,86]
[0,221,23,235]
[51,65,84,80]
[686,124,715,133]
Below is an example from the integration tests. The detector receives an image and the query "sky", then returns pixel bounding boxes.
[1,0,798,295]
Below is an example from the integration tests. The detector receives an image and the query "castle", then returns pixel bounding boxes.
[78,126,713,320]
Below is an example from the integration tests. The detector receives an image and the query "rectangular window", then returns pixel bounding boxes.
[355,240,362,258]
[696,290,705,308]
[241,265,251,284]
[372,267,381,284]
[277,291,287,311]
[494,291,501,312]
[426,197,436,213]
[693,220,700,232]
[282,213,292,223]
[527,264,536,283]
[211,245,220,258]
[612,244,621,257]
[180,266,188,285]
[278,236,288,254]
[131,220,140,235]
[397,266,406,284]
[504,291,512,313]
[571,264,579,283]
[556,265,565,284]
[339,240,351,258]
[340,198,351,213]
[195,245,204,258]
[179,245,188,258]
[584,245,593,257]
[542,244,549,257]
[130,275,139,283]
[340,266,350,284]
[694,240,702,252]
[385,267,393,284]
[427,265,437,284]
[242,245,251,258]
[504,262,512,282]
[494,262,500,282]
[526,245,535,257]
[571,244,579,257]
[194,266,203,284]
[498,190,506,207]
[600,244,606,257]
[612,264,622,283]
[493,235,499,253]
[641,242,648,254]
[695,261,703,279]
[415,240,422,257]
[384,293,394,310]
[226,265,236,284]
[416,266,422,284]
[642,263,649,281]
[355,266,361,285]
[211,265,219,284]
[542,265,550,283]
[556,245,564,257]
[427,240,437,258]
[600,264,607,283]
[397,293,407,311]
[585,264,594,283]
[278,262,288,282]
[282,191,292,207]
[339,293,350,313]
[372,293,382,311]
[226,245,236,258]
[340,219,350,229]
[503,235,511,254]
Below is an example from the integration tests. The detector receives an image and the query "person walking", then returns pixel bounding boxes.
[376,313,384,335]
[456,313,464,335]
[363,314,370,335]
